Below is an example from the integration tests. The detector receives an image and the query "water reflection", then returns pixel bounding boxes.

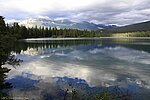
[5,39,150,99]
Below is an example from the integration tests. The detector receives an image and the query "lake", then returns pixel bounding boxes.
[4,38,150,100]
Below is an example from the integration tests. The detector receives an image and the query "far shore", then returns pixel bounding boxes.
[21,37,150,41]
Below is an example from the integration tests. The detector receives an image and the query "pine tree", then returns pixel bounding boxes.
[0,16,6,33]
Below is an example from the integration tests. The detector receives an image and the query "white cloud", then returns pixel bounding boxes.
[0,0,101,13]
[1,0,150,25]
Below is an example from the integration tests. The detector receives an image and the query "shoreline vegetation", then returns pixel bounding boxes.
[0,16,22,99]
[7,24,150,39]
[0,16,149,40]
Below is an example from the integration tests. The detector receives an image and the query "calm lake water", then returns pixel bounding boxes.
[4,38,150,100]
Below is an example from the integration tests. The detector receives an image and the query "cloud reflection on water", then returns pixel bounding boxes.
[6,43,150,99]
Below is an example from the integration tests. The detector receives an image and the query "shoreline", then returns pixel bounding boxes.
[22,37,150,41]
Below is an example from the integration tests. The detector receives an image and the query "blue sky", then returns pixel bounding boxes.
[0,0,150,25]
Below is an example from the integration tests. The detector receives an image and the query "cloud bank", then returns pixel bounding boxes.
[1,0,150,25]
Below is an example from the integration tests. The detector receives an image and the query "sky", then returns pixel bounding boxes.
[0,0,150,25]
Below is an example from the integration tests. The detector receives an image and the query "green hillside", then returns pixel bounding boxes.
[110,21,150,33]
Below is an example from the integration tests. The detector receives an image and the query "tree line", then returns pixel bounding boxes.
[7,23,150,39]
[6,22,102,39]
[1,16,150,40]
[0,16,23,99]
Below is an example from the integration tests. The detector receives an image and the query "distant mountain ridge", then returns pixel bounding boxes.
[7,18,118,30]
[109,21,150,33]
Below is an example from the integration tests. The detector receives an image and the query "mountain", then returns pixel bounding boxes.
[7,18,117,30]
[110,21,150,33]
